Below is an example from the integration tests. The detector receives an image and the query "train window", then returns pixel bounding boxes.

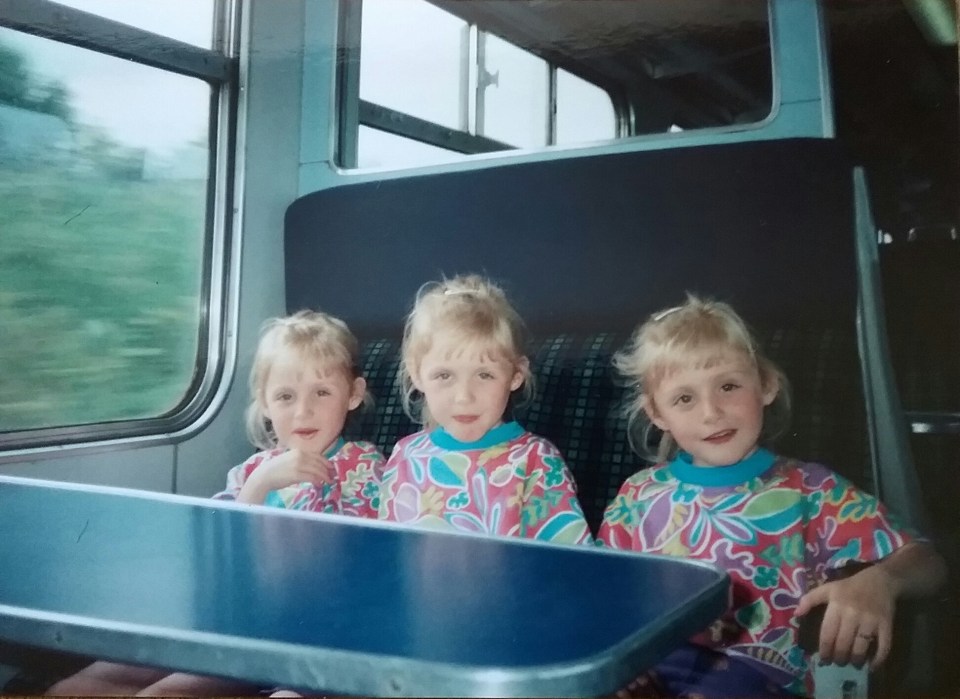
[479,32,549,149]
[342,0,617,169]
[556,68,617,145]
[0,1,232,444]
[341,0,772,170]
[359,0,465,131]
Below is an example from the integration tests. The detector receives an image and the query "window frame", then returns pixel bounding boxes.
[0,0,239,450]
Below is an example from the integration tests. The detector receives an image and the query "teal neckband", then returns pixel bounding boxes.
[430,421,524,451]
[323,436,346,459]
[668,447,776,487]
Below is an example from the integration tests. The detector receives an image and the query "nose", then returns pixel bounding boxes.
[700,395,721,422]
[453,379,474,404]
[295,394,315,417]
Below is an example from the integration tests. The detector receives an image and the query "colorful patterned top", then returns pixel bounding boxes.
[214,438,385,518]
[598,448,914,695]
[379,421,592,544]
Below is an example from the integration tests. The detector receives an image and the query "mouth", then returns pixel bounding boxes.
[704,429,735,444]
[453,415,479,424]
[292,428,319,438]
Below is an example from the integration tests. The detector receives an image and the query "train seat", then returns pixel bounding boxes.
[285,137,930,696]
[286,138,886,511]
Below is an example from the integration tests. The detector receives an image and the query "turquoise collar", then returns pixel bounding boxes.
[430,421,524,451]
[668,447,776,487]
[324,436,346,459]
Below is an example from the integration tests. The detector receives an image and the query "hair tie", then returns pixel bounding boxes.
[652,306,682,322]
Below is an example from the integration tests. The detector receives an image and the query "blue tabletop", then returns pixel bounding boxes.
[0,475,729,696]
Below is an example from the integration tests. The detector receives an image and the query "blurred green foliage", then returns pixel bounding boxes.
[0,167,205,431]
[0,41,73,121]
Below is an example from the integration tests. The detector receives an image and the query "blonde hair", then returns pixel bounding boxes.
[614,294,791,461]
[245,309,366,450]
[399,274,533,426]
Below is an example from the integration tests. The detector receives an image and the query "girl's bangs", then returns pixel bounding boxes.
[280,340,352,378]
[644,342,751,389]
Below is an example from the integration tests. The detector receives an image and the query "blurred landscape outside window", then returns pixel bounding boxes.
[0,0,215,433]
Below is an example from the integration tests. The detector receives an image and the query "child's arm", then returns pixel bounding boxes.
[212,452,270,500]
[795,541,946,669]
[236,450,335,505]
[519,438,593,544]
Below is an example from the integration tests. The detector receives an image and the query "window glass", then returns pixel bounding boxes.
[0,29,208,431]
[51,0,216,48]
[360,0,466,130]
[556,69,616,145]
[479,32,548,148]
[357,125,461,169]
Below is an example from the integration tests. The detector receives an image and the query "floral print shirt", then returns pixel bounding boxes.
[599,448,914,694]
[379,421,592,545]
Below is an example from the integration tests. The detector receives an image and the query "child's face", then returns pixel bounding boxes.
[261,348,365,454]
[413,332,525,443]
[644,353,778,467]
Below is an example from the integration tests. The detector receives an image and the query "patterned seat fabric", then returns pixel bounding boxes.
[516,333,647,535]
[344,328,872,536]
[756,323,872,493]
[344,338,418,452]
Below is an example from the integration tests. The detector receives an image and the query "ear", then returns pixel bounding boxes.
[641,394,670,431]
[510,356,529,392]
[410,364,425,393]
[761,372,780,407]
[258,392,273,423]
[348,377,366,411]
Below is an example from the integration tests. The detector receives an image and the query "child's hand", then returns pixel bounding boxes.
[795,566,895,669]
[260,449,336,488]
[237,450,335,504]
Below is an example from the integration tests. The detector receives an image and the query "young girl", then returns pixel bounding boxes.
[599,295,945,698]
[47,310,385,697]
[378,273,592,545]
[213,309,384,516]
